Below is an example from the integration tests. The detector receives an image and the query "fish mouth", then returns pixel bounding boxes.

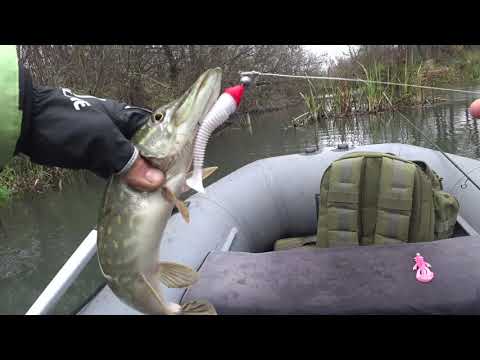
[133,68,222,164]
[167,67,222,152]
[174,67,222,129]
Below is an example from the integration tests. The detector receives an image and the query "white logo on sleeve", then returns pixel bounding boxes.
[62,88,106,111]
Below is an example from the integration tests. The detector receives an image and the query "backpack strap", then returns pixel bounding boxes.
[317,156,363,248]
[433,190,460,239]
[374,157,416,244]
[409,162,436,243]
[359,156,383,245]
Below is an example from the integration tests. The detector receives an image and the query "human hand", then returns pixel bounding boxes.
[121,156,165,192]
[17,83,154,179]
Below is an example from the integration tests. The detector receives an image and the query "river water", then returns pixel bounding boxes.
[1,84,480,314]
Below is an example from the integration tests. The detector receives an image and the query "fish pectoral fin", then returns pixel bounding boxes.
[162,187,190,223]
[180,300,217,315]
[175,200,190,223]
[162,186,177,203]
[155,261,199,288]
[186,166,218,180]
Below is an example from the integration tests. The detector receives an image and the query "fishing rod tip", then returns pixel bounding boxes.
[240,76,252,87]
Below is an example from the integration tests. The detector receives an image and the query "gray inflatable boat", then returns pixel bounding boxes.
[77,143,480,315]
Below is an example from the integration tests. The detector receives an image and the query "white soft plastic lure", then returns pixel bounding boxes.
[186,84,245,193]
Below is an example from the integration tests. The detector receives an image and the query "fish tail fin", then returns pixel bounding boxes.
[180,300,217,315]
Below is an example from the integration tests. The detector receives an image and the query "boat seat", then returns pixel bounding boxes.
[182,236,480,314]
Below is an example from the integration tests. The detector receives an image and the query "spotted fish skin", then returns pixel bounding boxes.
[96,68,222,315]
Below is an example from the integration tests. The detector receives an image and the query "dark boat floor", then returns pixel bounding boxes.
[182,234,480,315]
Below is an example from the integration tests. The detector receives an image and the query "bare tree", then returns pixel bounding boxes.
[20,45,325,111]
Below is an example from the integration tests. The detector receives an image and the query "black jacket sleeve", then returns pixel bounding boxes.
[15,69,151,179]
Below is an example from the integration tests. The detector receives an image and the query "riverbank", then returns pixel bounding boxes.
[296,55,480,126]
[0,156,88,203]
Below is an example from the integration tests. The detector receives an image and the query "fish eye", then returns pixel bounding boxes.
[154,112,164,122]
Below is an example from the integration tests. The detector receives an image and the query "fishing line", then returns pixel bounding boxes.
[240,71,480,96]
[382,93,480,192]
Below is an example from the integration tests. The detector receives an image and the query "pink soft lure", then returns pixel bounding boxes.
[412,253,434,283]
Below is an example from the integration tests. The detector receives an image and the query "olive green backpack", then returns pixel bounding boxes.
[316,152,459,248]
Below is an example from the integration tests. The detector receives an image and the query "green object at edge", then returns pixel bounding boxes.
[0,45,22,169]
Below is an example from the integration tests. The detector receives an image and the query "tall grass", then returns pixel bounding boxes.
[357,61,390,112]
[460,51,480,80]
[299,76,325,122]
[298,57,440,125]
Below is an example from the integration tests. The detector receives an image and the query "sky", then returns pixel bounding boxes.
[303,45,357,60]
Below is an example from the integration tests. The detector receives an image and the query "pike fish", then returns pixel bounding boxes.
[96,68,222,315]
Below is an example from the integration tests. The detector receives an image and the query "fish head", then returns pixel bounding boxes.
[132,68,222,168]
